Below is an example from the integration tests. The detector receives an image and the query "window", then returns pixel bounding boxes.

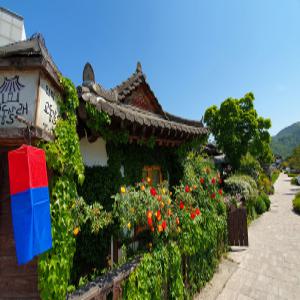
[142,166,162,186]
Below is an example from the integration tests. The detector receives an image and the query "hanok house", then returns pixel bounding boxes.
[75,62,208,272]
[0,35,62,299]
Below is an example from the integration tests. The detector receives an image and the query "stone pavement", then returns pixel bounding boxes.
[196,173,300,300]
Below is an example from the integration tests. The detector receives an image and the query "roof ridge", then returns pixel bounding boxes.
[113,61,145,95]
[0,34,61,87]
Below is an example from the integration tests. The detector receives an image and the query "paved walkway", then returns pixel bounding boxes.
[216,173,300,300]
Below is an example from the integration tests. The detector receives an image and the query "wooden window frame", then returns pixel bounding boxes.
[143,165,163,185]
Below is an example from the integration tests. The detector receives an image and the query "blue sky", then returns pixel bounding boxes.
[2,0,300,135]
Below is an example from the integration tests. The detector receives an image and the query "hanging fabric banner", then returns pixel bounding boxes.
[8,144,52,265]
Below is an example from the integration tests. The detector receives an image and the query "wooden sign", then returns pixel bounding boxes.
[0,71,60,133]
[36,76,60,132]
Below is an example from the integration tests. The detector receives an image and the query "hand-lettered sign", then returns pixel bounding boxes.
[0,72,38,127]
[0,71,60,133]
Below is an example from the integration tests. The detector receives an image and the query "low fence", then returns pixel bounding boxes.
[67,257,140,300]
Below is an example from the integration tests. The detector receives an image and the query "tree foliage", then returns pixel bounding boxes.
[204,92,273,169]
[286,145,300,171]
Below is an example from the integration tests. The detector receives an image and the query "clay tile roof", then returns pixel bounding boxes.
[0,33,61,86]
[78,62,209,137]
[113,62,166,116]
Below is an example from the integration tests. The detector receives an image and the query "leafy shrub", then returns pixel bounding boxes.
[257,173,274,195]
[124,243,184,300]
[291,177,299,185]
[120,152,227,299]
[271,170,280,184]
[293,193,300,214]
[239,153,262,180]
[288,173,298,178]
[224,174,258,201]
[224,174,259,221]
[255,194,268,214]
[260,192,271,210]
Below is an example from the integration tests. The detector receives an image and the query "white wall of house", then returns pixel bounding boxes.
[80,137,108,167]
[0,7,26,46]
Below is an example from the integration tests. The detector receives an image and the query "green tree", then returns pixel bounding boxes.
[287,145,300,170]
[204,92,273,169]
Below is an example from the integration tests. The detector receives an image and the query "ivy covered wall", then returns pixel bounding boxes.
[71,141,183,284]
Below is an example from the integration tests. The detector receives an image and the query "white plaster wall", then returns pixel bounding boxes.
[0,8,25,46]
[80,137,108,167]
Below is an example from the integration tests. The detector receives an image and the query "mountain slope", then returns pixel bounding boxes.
[271,122,300,158]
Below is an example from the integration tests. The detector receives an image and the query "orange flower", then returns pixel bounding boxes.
[160,202,165,208]
[155,210,162,221]
[147,210,153,218]
[147,177,151,183]
[141,185,145,191]
[176,217,180,225]
[193,185,197,190]
[157,224,163,233]
[167,198,171,205]
[167,209,172,216]
[157,195,162,201]
[73,227,80,236]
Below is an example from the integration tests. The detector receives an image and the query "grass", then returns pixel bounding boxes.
[271,170,280,184]
[288,173,298,178]
[293,192,300,214]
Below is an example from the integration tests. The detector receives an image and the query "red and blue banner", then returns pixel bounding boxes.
[8,145,52,265]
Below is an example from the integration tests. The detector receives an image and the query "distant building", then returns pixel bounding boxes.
[0,7,26,46]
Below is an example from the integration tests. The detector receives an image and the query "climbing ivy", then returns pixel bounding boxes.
[38,77,111,299]
[85,102,111,132]
[85,101,129,144]
[71,142,183,285]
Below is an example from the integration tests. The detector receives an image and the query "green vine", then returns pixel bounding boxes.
[85,102,111,131]
[137,135,156,148]
[71,142,182,285]
[176,135,208,160]
[85,102,129,144]
[38,77,111,299]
